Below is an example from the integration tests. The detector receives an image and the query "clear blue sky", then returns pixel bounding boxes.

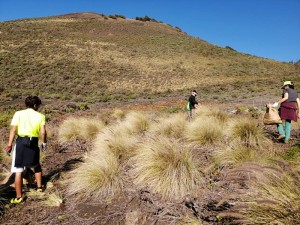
[0,0,299,62]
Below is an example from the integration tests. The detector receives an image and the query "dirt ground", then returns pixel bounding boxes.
[0,97,297,225]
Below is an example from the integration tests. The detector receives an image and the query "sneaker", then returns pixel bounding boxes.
[36,187,43,192]
[10,197,23,204]
[277,134,285,140]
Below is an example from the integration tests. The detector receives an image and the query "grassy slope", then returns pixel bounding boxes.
[0,12,299,104]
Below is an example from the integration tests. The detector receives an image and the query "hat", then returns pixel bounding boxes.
[282,81,292,88]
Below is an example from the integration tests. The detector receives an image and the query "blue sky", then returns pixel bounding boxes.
[0,0,299,62]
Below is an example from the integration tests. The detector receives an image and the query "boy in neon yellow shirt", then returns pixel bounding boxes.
[5,96,47,203]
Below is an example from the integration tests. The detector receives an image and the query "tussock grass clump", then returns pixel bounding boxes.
[151,112,187,139]
[214,145,261,167]
[131,136,203,200]
[111,108,126,120]
[213,143,276,167]
[122,111,150,134]
[67,152,122,200]
[206,110,229,124]
[283,146,300,163]
[185,117,224,145]
[193,105,211,118]
[236,172,300,224]
[229,118,271,149]
[93,126,138,161]
[58,117,105,142]
[42,192,63,207]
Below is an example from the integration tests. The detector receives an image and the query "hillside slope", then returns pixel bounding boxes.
[0,12,299,103]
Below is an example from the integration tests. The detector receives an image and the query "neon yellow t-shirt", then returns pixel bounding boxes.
[11,108,46,137]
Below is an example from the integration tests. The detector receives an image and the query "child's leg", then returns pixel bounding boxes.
[33,164,42,188]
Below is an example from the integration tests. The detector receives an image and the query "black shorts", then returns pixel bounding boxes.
[15,136,40,168]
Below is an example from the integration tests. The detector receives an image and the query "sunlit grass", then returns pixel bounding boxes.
[58,117,105,142]
[229,118,271,149]
[236,172,300,224]
[184,116,224,145]
[42,192,63,207]
[150,112,187,139]
[213,144,276,167]
[111,108,127,120]
[67,151,122,200]
[122,111,150,135]
[131,136,203,200]
[93,125,138,162]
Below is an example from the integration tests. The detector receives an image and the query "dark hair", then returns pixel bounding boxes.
[289,84,295,89]
[192,90,197,93]
[25,96,42,108]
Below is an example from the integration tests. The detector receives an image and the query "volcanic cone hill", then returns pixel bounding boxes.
[0,12,299,103]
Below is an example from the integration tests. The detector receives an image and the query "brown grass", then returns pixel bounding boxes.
[93,125,139,162]
[150,112,187,139]
[130,136,203,200]
[228,118,272,149]
[67,151,123,200]
[184,116,224,146]
[0,13,298,103]
[58,117,105,142]
[236,172,300,224]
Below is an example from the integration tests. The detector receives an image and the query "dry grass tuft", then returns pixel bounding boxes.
[213,143,276,167]
[229,118,271,149]
[235,172,300,224]
[122,111,150,134]
[185,117,224,145]
[206,110,229,124]
[111,108,127,120]
[58,117,105,142]
[131,136,203,200]
[42,192,63,207]
[150,112,187,139]
[67,152,122,200]
[93,125,138,162]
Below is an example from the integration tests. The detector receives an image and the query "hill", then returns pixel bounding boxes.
[0,12,299,104]
[1,13,300,225]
